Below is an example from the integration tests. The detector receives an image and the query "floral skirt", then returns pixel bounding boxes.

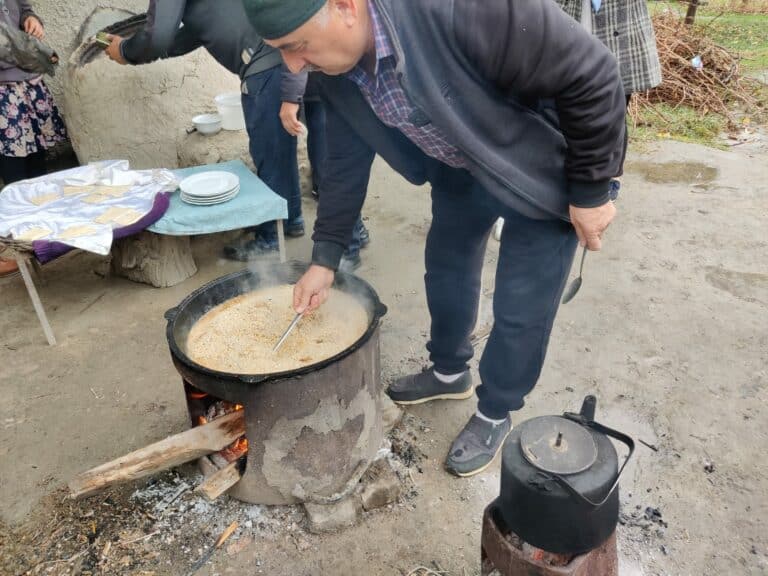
[0,77,67,158]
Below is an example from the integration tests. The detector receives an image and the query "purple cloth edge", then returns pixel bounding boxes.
[31,192,171,264]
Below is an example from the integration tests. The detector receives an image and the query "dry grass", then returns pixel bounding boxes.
[698,0,768,14]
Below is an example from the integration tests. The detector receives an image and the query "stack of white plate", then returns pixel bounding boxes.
[179,171,240,205]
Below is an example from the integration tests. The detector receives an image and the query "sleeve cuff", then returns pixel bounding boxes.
[119,40,132,64]
[311,241,345,271]
[568,179,612,208]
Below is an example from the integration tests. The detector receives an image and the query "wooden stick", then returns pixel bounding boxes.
[68,411,245,499]
[195,460,242,501]
[276,219,287,263]
[187,521,239,575]
[16,256,56,346]
[215,520,239,547]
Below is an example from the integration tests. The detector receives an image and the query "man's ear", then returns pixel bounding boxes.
[332,0,359,27]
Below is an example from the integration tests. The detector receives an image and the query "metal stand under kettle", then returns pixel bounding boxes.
[498,395,635,555]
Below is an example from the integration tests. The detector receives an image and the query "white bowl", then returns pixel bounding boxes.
[192,113,222,135]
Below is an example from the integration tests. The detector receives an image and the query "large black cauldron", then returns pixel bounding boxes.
[165,261,386,402]
[164,261,388,505]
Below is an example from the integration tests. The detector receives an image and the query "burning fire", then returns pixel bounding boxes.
[193,399,248,464]
[220,437,249,463]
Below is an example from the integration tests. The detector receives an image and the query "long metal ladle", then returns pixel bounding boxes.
[272,312,304,353]
[561,246,588,304]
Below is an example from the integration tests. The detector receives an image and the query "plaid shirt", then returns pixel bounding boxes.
[558,0,661,94]
[345,1,466,169]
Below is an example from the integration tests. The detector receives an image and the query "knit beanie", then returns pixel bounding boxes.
[242,0,327,40]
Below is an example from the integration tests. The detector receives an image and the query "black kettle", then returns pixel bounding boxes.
[498,396,634,555]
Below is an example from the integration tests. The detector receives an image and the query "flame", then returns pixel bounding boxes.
[192,400,248,463]
[220,437,249,462]
[234,437,248,452]
[189,390,208,400]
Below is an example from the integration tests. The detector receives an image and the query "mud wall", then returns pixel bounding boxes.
[31,5,240,169]
[63,49,240,169]
[32,3,147,106]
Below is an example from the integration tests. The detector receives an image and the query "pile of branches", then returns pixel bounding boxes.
[633,12,762,125]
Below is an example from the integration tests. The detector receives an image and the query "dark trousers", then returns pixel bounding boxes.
[242,67,303,238]
[0,151,47,186]
[304,99,365,257]
[425,166,578,419]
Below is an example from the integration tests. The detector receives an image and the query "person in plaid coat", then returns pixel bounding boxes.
[557,0,662,99]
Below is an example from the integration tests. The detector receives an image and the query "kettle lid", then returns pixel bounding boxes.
[519,416,597,475]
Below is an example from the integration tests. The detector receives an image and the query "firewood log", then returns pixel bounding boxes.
[68,411,245,499]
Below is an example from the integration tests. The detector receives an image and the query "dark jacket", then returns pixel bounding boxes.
[120,0,282,80]
[0,0,40,83]
[311,0,627,269]
[280,69,321,104]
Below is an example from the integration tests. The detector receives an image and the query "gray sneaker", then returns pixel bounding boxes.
[445,414,512,477]
[386,368,474,405]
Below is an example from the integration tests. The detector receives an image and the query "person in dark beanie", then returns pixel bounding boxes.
[244,0,626,477]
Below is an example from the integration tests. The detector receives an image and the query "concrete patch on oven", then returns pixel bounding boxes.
[260,387,380,503]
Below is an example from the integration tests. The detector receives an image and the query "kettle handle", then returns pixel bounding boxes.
[549,419,636,509]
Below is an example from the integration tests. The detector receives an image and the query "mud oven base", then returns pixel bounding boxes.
[178,329,384,505]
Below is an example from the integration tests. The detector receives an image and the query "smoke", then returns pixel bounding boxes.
[243,256,290,293]
[241,256,382,324]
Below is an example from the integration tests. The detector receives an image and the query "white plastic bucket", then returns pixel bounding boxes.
[214,93,245,131]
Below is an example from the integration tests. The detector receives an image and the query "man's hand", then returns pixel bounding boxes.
[23,16,44,39]
[569,202,616,251]
[293,264,335,313]
[105,34,127,64]
[279,102,304,136]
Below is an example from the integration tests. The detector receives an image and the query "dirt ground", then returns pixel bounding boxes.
[1,138,767,576]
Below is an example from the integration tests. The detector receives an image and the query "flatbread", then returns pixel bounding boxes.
[29,192,61,206]
[95,185,132,198]
[64,184,132,198]
[59,225,97,240]
[15,226,52,241]
[62,185,93,196]
[81,193,112,204]
[94,207,143,226]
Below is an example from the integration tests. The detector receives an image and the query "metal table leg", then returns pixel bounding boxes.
[276,219,287,263]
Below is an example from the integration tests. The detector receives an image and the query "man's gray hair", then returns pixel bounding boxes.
[313,2,332,28]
